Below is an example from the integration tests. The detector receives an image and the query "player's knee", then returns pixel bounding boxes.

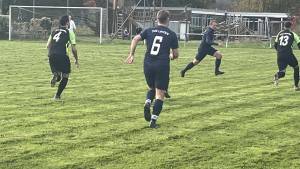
[62,73,69,78]
[216,53,222,59]
[156,89,165,100]
[193,59,200,65]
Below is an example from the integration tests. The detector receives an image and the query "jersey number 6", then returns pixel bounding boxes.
[150,36,163,55]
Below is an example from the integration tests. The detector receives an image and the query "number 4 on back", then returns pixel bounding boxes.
[53,32,62,42]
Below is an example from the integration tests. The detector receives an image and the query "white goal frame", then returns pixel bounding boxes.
[9,5,104,44]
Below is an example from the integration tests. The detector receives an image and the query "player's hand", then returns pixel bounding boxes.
[125,54,134,64]
[75,60,79,68]
[170,53,178,60]
[170,53,174,60]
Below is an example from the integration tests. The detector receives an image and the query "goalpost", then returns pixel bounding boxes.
[9,5,107,44]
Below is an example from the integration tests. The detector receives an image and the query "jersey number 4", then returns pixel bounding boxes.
[279,35,289,46]
[53,32,62,42]
[150,36,163,55]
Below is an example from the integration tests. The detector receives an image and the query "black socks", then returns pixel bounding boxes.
[152,99,164,117]
[215,59,222,72]
[56,78,68,97]
[294,67,299,87]
[183,62,195,72]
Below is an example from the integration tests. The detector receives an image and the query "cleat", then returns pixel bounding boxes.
[274,74,279,86]
[149,119,158,128]
[144,102,151,122]
[165,92,171,99]
[180,70,185,77]
[53,95,61,101]
[215,70,225,76]
[294,86,300,91]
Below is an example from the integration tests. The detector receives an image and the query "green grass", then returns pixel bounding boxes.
[0,40,300,169]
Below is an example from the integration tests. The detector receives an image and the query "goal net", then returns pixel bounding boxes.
[9,5,107,44]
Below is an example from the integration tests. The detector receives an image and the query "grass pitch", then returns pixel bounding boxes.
[0,41,299,169]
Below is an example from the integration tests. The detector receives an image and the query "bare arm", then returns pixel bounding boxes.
[71,44,79,67]
[46,35,52,49]
[125,35,142,64]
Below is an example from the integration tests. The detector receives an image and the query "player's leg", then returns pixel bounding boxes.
[212,49,224,75]
[293,65,299,90]
[55,73,69,100]
[49,56,60,87]
[274,56,288,86]
[288,55,299,90]
[143,62,155,122]
[54,56,71,100]
[150,65,169,128]
[165,77,171,98]
[181,48,206,77]
[150,88,165,128]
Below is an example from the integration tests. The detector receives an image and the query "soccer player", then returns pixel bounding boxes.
[125,10,179,128]
[180,20,224,77]
[46,15,79,100]
[273,21,300,91]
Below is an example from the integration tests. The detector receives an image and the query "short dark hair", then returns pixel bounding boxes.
[284,21,292,28]
[60,15,69,26]
[157,10,170,24]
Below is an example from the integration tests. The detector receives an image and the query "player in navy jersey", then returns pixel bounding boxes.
[46,15,79,100]
[274,21,300,91]
[181,20,224,77]
[126,10,179,128]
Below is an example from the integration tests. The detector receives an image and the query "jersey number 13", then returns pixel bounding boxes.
[279,35,289,46]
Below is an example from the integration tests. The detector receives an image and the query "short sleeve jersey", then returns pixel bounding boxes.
[140,25,178,62]
[200,27,215,48]
[275,29,300,54]
[48,28,76,56]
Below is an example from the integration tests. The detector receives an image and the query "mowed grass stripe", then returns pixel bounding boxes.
[1,81,295,168]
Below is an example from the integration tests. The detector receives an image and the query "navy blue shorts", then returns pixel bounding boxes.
[49,55,71,74]
[144,61,170,91]
[277,53,299,71]
[195,46,217,61]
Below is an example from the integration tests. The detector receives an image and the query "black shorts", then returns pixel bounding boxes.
[144,60,170,91]
[49,55,71,74]
[277,53,299,71]
[195,46,217,61]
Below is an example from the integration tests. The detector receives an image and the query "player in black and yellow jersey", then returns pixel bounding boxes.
[46,15,79,100]
[274,21,300,91]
